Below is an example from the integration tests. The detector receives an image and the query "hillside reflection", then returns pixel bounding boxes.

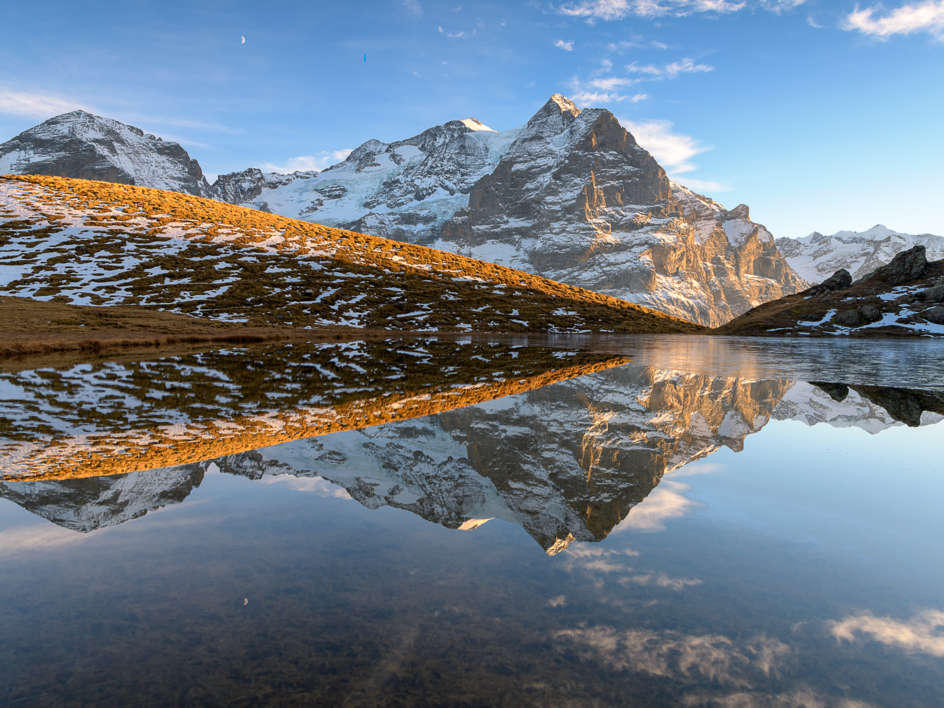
[3,350,941,550]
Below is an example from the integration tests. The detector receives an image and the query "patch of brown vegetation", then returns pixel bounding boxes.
[0,295,387,359]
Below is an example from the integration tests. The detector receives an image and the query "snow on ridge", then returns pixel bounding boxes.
[460,118,497,132]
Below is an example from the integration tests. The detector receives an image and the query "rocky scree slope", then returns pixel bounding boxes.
[1,101,804,326]
[719,245,944,337]
[777,225,944,283]
[0,175,697,334]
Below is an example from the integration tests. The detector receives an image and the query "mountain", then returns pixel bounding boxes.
[0,174,698,335]
[0,110,210,196]
[0,100,805,326]
[4,366,941,548]
[776,225,944,283]
[718,245,944,337]
[210,95,804,326]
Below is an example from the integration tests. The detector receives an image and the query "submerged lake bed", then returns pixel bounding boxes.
[1,335,943,705]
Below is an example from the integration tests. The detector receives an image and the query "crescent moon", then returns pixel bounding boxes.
[241,35,246,45]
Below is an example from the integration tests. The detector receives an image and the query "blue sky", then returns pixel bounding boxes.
[0,0,941,236]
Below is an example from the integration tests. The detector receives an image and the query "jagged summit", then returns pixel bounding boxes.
[548,93,580,115]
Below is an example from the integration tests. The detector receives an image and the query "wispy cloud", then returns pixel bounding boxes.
[555,39,576,51]
[558,0,809,19]
[555,625,790,686]
[0,89,92,118]
[619,119,709,176]
[626,57,715,78]
[613,479,696,531]
[571,89,648,105]
[828,609,944,656]
[437,24,473,38]
[606,38,670,51]
[402,0,423,16]
[559,0,746,21]
[260,149,353,173]
[843,1,944,39]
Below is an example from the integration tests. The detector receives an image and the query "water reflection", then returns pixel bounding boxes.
[2,338,944,705]
[3,354,941,551]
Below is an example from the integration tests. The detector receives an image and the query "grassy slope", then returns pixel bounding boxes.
[0,175,701,334]
[718,261,944,337]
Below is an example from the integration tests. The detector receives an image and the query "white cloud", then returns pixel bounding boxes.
[665,57,714,76]
[571,90,648,105]
[828,609,944,657]
[555,626,790,686]
[606,38,670,51]
[0,89,92,119]
[680,177,732,192]
[625,58,714,78]
[558,0,813,19]
[437,24,471,38]
[843,1,944,39]
[555,39,576,50]
[807,14,824,28]
[761,0,807,12]
[260,149,352,174]
[559,0,746,20]
[614,480,696,531]
[619,118,709,175]
[403,0,423,15]
[620,572,703,591]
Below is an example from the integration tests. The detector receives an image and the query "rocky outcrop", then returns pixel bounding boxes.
[719,247,944,337]
[0,111,210,196]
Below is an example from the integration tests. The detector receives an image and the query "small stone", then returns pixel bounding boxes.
[858,304,882,323]
[922,284,944,303]
[835,309,862,327]
[923,305,944,325]
[819,269,852,292]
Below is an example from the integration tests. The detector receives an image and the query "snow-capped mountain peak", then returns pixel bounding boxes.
[0,110,210,196]
[777,225,944,282]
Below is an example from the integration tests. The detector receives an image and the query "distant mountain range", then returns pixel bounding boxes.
[1,98,807,326]
[777,225,944,283]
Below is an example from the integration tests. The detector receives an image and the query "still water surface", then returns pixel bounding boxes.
[1,336,942,705]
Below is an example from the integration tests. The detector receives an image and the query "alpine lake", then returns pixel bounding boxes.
[1,334,942,706]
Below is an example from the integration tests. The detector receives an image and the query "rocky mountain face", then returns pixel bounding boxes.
[0,111,210,196]
[777,225,944,283]
[3,369,941,542]
[0,101,804,326]
[213,95,804,326]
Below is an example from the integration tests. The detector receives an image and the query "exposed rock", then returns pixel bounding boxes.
[918,282,944,303]
[864,245,928,285]
[835,309,862,327]
[859,304,882,324]
[809,269,852,295]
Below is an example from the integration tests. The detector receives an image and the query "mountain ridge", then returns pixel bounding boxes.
[1,97,805,326]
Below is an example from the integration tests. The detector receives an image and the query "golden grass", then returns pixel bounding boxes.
[0,175,702,334]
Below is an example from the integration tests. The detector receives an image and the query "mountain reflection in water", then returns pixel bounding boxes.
[2,345,941,552]
[2,336,944,706]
